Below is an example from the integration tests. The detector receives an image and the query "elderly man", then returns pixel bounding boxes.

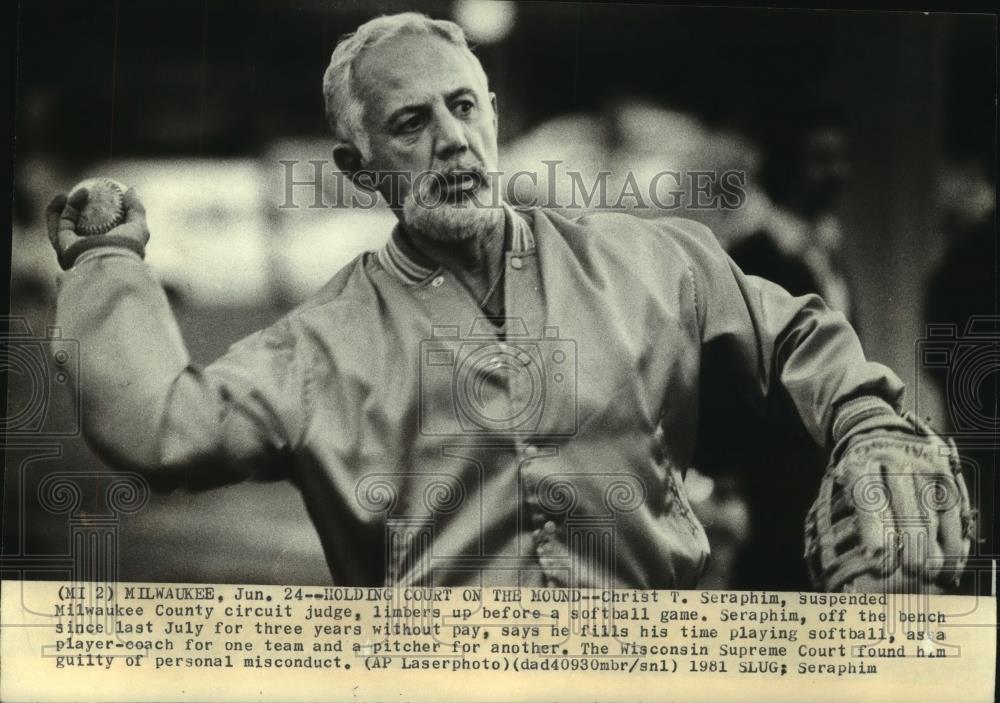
[46,13,971,591]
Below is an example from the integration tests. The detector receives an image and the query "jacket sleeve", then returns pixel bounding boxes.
[55,248,306,490]
[662,218,904,450]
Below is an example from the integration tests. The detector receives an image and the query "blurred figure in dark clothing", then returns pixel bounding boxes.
[724,105,856,591]
[925,158,996,592]
[730,105,855,321]
[926,158,995,335]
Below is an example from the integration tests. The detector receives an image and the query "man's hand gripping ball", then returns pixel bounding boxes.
[46,178,149,269]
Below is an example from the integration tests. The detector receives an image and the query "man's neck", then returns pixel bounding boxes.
[400,216,508,313]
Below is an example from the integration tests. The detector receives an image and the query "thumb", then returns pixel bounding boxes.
[58,188,89,236]
[56,190,90,259]
[46,194,68,248]
[117,187,150,245]
[123,187,146,221]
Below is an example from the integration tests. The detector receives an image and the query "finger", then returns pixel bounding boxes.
[57,228,85,254]
[46,194,68,246]
[844,458,897,575]
[936,458,971,582]
[886,464,935,578]
[102,219,149,247]
[850,571,896,593]
[117,188,150,245]
[58,188,89,236]
[821,475,878,589]
[123,187,146,221]
[905,422,970,586]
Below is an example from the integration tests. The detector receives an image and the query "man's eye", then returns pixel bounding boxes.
[399,116,424,134]
[454,100,474,117]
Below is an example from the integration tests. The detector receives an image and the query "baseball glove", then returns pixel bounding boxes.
[805,411,975,593]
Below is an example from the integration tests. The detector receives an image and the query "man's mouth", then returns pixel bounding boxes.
[440,170,485,195]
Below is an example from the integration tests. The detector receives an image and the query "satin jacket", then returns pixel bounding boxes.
[56,205,904,588]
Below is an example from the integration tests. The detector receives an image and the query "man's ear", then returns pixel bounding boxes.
[490,92,498,132]
[333,143,379,192]
[332,142,361,175]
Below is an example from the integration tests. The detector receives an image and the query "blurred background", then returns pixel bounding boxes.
[4,1,996,589]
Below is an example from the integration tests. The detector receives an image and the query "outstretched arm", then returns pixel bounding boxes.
[48,188,303,490]
[664,218,903,449]
[665,218,971,592]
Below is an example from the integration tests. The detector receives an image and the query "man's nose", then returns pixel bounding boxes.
[432,110,469,161]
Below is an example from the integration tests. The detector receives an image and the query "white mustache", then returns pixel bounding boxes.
[415,164,489,197]
[437,161,488,181]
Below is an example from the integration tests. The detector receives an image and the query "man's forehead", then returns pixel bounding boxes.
[353,34,487,116]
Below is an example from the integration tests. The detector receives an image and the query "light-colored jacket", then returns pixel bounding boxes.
[56,207,903,588]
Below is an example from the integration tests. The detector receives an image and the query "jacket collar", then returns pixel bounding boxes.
[377,203,535,286]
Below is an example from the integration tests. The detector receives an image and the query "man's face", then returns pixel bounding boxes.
[798,125,851,213]
[352,34,502,242]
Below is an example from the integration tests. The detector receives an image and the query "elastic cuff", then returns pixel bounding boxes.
[63,236,145,269]
[832,396,905,446]
[74,247,144,267]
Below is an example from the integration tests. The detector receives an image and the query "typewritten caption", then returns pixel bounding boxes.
[1,581,995,702]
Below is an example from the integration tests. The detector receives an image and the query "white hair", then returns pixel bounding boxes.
[322,12,489,159]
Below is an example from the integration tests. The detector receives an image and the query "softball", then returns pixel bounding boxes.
[68,177,128,236]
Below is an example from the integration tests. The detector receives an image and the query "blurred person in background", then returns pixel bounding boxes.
[722,105,857,590]
[729,105,855,322]
[926,157,995,338]
[43,13,967,591]
[925,157,996,591]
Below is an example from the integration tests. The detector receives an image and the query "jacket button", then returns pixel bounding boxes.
[524,445,539,457]
[431,276,445,287]
[510,257,523,270]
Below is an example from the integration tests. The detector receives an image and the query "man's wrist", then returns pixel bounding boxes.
[63,236,145,269]
[73,246,145,268]
[831,396,909,448]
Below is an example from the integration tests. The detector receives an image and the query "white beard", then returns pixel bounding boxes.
[402,181,505,243]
